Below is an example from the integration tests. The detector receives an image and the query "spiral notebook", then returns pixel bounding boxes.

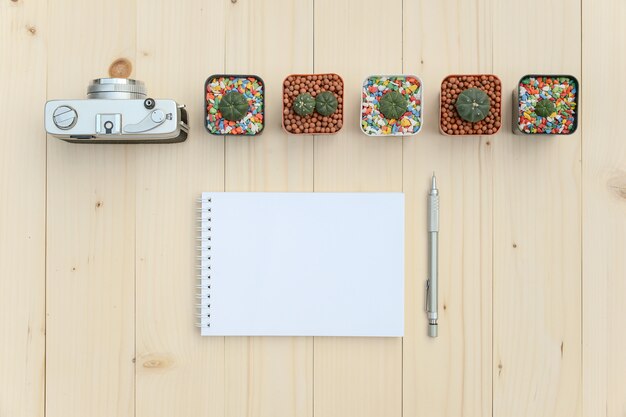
[197,192,404,337]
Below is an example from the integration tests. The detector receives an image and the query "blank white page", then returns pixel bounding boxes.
[198,192,404,337]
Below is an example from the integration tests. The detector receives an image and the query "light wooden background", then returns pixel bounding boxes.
[1,0,624,416]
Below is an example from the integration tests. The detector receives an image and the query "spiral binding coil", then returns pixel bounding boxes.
[196,196,212,329]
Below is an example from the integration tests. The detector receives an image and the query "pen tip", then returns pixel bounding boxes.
[431,173,437,189]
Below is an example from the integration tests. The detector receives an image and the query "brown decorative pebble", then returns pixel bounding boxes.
[282,73,344,135]
[439,74,502,135]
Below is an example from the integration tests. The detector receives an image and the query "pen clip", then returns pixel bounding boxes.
[425,279,431,312]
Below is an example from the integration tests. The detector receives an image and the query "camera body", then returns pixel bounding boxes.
[45,78,189,144]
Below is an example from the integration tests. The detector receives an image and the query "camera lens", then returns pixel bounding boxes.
[144,98,155,109]
[87,78,146,99]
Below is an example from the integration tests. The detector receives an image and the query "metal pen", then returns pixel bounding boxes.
[426,173,439,337]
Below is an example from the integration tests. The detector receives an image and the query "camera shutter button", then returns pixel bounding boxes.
[144,98,155,109]
[53,106,78,130]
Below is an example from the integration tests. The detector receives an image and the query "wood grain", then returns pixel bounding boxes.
[0,1,46,417]
[134,1,225,417]
[492,1,582,416]
[0,2,623,417]
[582,1,626,416]
[45,1,136,417]
[312,1,402,416]
[222,1,314,417]
[402,1,493,416]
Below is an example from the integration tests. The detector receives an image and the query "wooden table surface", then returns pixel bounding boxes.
[1,0,624,416]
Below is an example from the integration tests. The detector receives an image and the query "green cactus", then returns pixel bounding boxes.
[219,91,249,121]
[315,91,338,116]
[535,99,556,117]
[379,91,408,120]
[455,88,490,122]
[293,93,316,116]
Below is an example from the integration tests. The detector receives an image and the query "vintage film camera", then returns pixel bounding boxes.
[45,78,188,144]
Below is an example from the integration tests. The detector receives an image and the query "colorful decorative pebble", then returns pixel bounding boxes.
[360,75,423,136]
[516,75,578,134]
[205,75,264,135]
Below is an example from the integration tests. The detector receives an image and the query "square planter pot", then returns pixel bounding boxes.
[513,74,578,135]
[360,75,423,136]
[439,74,502,136]
[205,74,265,136]
[282,73,344,135]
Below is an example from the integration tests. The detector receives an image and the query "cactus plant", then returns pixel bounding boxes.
[379,91,408,120]
[535,99,556,118]
[219,91,249,121]
[455,88,490,123]
[293,93,316,116]
[315,91,338,116]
